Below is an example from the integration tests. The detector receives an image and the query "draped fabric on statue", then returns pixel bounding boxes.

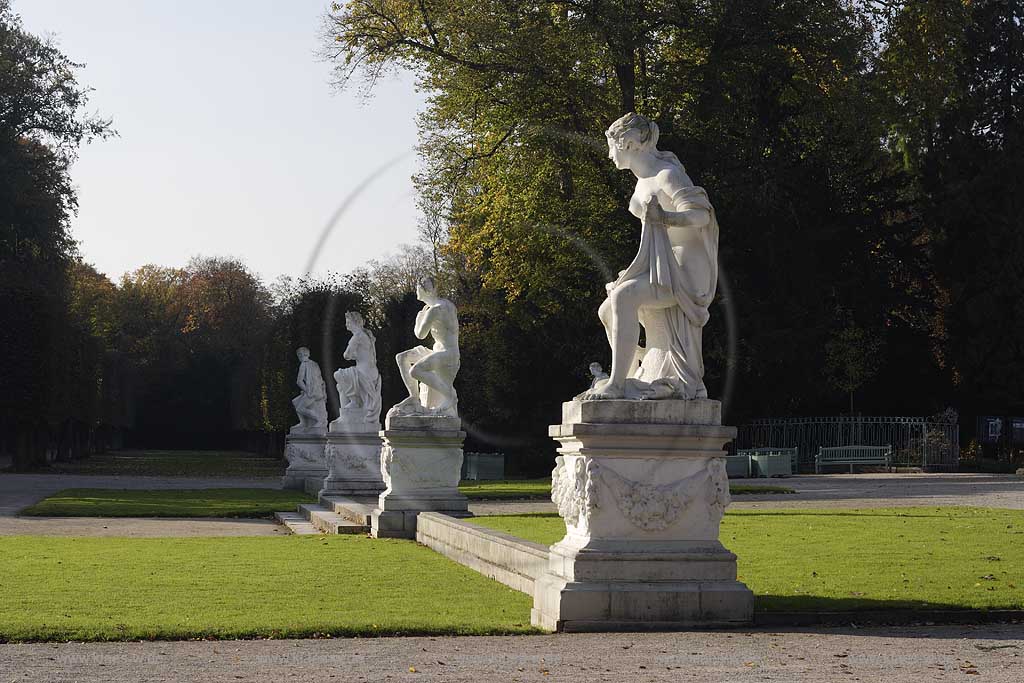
[613,184,720,399]
[336,365,381,421]
[297,360,326,401]
[292,358,328,432]
[336,331,382,423]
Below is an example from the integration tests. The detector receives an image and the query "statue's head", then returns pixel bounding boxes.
[606,112,659,170]
[345,311,365,332]
[416,276,438,303]
[589,362,604,376]
[296,346,310,361]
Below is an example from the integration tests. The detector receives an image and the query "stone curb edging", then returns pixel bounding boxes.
[416,512,548,595]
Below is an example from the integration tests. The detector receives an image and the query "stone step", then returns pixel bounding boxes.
[308,508,370,535]
[319,495,378,526]
[273,511,319,535]
[297,503,324,521]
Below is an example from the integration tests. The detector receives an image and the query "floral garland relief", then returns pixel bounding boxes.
[551,455,599,527]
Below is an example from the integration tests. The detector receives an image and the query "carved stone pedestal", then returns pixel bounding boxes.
[281,432,328,491]
[371,414,470,539]
[322,420,385,496]
[531,399,753,632]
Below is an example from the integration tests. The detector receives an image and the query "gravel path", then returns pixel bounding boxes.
[0,516,284,537]
[470,473,1024,516]
[2,624,1022,682]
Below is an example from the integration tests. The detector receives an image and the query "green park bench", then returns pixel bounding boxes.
[815,445,892,473]
[735,447,797,477]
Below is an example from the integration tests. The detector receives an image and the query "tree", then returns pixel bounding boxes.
[324,1,929,468]
[113,259,279,448]
[824,319,884,414]
[0,0,113,467]
[878,0,1024,422]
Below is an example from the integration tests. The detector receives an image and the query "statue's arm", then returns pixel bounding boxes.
[342,335,358,361]
[414,306,435,339]
[652,169,710,229]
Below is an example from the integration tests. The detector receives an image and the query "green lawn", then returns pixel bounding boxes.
[0,535,536,642]
[459,479,553,499]
[459,479,794,500]
[471,507,1024,612]
[36,450,285,478]
[20,489,313,519]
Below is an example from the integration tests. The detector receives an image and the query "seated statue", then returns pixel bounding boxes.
[333,311,382,426]
[584,112,721,401]
[291,346,328,434]
[389,277,460,418]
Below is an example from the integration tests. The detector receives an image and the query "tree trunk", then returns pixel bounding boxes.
[612,58,636,114]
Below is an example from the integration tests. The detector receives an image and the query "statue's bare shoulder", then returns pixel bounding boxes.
[657,166,695,195]
[431,299,458,324]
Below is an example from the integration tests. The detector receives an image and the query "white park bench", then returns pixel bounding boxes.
[815,445,892,473]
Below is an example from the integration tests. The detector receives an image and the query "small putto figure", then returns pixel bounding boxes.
[389,277,460,418]
[333,311,382,426]
[587,362,609,390]
[291,346,328,434]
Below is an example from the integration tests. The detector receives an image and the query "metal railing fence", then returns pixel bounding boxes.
[736,416,960,473]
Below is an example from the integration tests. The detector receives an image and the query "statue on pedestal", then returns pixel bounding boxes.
[388,277,460,418]
[584,112,721,401]
[333,311,382,427]
[290,346,328,434]
[530,116,748,632]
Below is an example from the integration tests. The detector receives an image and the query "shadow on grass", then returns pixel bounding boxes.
[728,509,980,519]
[755,593,1022,613]
[753,595,1024,635]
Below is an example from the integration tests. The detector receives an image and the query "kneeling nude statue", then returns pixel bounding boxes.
[389,276,460,418]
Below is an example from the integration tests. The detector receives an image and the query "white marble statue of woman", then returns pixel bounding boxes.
[584,112,720,401]
[389,277,460,418]
[333,311,382,426]
[291,346,328,433]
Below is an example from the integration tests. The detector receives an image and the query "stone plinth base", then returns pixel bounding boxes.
[371,414,469,539]
[531,542,752,631]
[531,577,753,632]
[282,432,327,491]
[322,423,385,496]
[531,398,753,631]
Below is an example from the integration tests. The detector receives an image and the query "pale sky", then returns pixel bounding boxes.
[16,0,426,283]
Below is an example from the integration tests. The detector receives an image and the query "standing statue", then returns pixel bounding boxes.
[291,346,328,433]
[333,311,382,426]
[584,112,720,401]
[389,276,460,418]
